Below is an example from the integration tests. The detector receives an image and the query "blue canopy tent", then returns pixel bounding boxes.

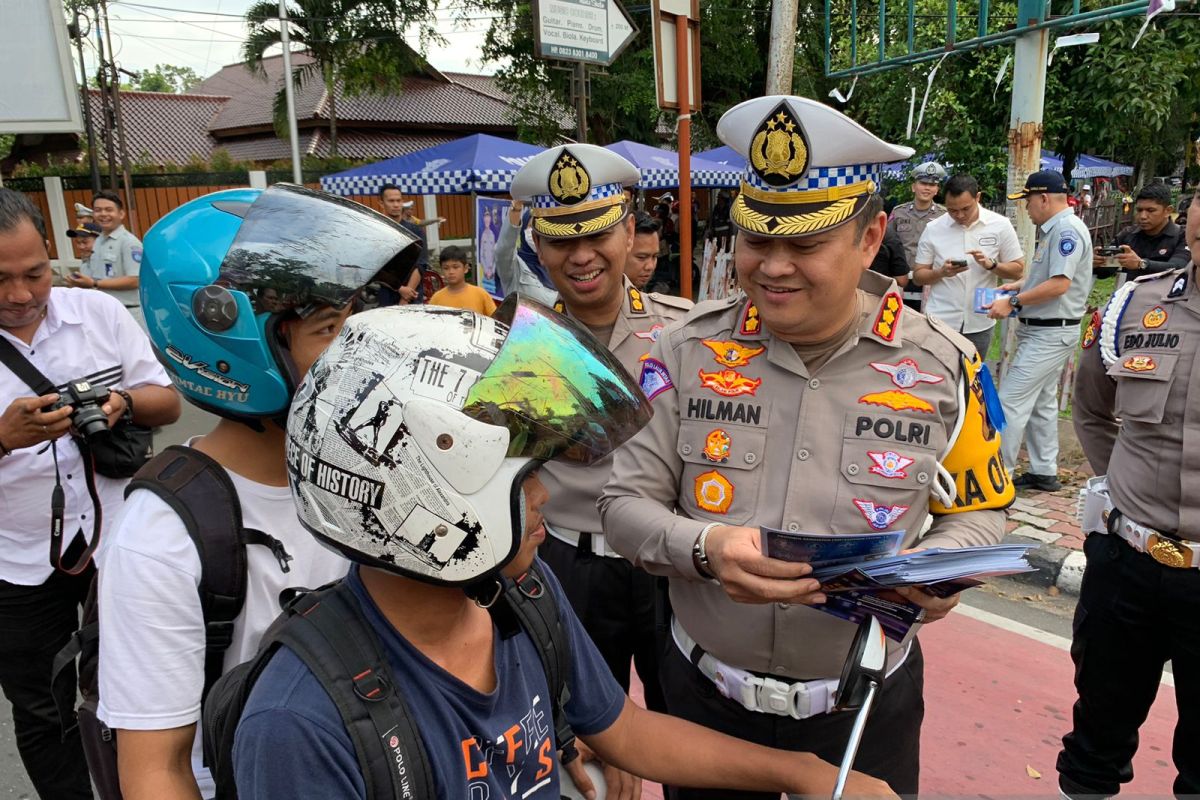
[1040,150,1134,180]
[319,134,545,196]
[605,140,740,189]
[695,145,745,171]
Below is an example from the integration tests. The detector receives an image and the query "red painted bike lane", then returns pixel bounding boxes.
[919,608,1179,797]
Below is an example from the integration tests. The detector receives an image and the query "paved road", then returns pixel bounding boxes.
[0,403,1182,798]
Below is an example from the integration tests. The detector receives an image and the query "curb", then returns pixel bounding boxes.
[1002,532,1084,596]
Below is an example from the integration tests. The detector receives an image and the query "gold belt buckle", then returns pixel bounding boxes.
[1146,533,1190,568]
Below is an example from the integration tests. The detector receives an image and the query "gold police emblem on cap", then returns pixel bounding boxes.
[749,102,809,188]
[549,150,591,205]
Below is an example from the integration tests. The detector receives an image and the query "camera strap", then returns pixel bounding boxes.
[0,337,103,574]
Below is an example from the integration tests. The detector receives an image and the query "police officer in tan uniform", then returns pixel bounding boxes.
[888,162,947,311]
[599,96,1013,798]
[1058,185,1200,798]
[510,144,692,794]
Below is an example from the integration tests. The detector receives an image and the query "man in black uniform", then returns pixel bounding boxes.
[1093,183,1190,282]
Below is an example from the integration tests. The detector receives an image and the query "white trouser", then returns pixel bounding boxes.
[999,324,1077,474]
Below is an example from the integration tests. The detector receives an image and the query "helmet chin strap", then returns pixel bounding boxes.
[464,483,530,608]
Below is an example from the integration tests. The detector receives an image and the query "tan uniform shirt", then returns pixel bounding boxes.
[542,280,693,535]
[888,201,946,268]
[1074,264,1200,540]
[600,271,1008,678]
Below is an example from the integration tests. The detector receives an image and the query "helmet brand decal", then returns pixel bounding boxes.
[164,345,250,396]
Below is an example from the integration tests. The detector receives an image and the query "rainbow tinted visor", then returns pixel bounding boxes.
[462,296,652,465]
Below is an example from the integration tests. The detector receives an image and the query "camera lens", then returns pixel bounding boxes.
[73,405,110,439]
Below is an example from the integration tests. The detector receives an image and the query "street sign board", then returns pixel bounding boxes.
[532,0,638,66]
[651,0,701,111]
[0,0,83,134]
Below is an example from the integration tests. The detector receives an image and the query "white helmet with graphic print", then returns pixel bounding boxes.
[286,298,651,588]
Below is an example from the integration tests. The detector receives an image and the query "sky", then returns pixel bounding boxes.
[90,0,498,83]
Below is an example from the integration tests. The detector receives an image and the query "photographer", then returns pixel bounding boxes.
[1093,184,1190,283]
[0,188,179,799]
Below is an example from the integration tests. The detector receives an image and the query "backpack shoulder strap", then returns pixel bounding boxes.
[126,445,248,701]
[496,562,576,757]
[276,582,435,800]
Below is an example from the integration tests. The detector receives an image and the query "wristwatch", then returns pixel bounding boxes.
[985,257,997,271]
[692,523,720,581]
[1009,294,1023,312]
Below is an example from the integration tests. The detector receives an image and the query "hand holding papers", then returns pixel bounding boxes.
[761,527,1035,640]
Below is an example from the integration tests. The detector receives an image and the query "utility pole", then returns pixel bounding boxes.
[1000,0,1049,379]
[279,0,304,184]
[100,0,138,232]
[91,0,118,190]
[574,62,589,142]
[766,0,799,94]
[676,19,692,300]
[72,6,102,194]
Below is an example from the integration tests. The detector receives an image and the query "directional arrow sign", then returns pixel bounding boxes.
[532,0,638,67]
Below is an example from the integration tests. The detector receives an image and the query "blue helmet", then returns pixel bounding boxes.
[140,184,420,422]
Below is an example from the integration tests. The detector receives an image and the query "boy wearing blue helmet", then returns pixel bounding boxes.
[94,185,420,799]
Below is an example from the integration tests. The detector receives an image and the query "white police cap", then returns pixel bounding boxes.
[510,144,640,239]
[716,95,913,237]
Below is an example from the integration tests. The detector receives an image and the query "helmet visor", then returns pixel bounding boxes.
[462,297,652,465]
[217,183,420,316]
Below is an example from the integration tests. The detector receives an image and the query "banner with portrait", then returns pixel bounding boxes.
[475,196,509,299]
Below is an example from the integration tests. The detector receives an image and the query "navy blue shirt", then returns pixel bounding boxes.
[233,562,625,799]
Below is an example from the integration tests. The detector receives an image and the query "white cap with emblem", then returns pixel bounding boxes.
[510,144,640,239]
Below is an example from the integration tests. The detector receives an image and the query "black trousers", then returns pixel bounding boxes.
[660,636,924,799]
[1057,533,1200,797]
[540,534,667,713]
[0,563,94,800]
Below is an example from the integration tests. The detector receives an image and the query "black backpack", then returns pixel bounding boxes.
[201,561,576,800]
[51,445,298,800]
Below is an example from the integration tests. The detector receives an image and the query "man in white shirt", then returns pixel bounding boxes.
[0,188,180,799]
[95,185,420,799]
[912,174,1026,357]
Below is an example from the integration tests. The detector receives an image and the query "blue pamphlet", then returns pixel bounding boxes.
[974,287,1016,315]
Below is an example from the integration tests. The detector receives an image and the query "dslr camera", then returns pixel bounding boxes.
[1098,245,1122,257]
[50,380,111,440]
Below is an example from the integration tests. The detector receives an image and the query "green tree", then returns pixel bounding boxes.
[135,64,202,93]
[243,0,439,158]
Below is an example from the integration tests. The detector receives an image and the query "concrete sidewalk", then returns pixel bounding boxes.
[1003,488,1090,596]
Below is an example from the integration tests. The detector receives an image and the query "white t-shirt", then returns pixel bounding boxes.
[0,287,170,585]
[915,207,1024,334]
[95,460,350,798]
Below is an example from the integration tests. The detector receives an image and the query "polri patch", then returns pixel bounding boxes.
[698,368,761,397]
[694,470,734,514]
[858,390,934,414]
[868,451,914,479]
[1142,306,1167,329]
[853,499,908,530]
[1081,310,1100,349]
[702,339,765,368]
[1123,355,1157,373]
[869,357,942,389]
[702,429,731,463]
[639,358,674,400]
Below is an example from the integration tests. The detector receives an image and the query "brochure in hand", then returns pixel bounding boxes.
[761,527,1036,641]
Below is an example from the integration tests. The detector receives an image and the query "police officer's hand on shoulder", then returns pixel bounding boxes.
[705,525,827,606]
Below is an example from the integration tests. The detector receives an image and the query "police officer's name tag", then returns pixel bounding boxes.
[413,356,479,406]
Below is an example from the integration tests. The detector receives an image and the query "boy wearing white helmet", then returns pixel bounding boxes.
[231,302,895,800]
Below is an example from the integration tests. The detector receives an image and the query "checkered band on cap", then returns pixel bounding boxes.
[531,181,625,209]
[742,164,882,194]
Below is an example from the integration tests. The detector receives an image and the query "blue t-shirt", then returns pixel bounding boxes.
[233,561,625,799]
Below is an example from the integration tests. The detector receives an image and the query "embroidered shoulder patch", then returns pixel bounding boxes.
[638,358,674,400]
[1081,310,1100,349]
[1058,233,1078,257]
[872,292,903,341]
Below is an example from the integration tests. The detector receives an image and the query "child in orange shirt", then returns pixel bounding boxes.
[427,245,497,316]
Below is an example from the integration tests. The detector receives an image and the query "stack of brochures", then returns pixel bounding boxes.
[761,528,1036,641]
